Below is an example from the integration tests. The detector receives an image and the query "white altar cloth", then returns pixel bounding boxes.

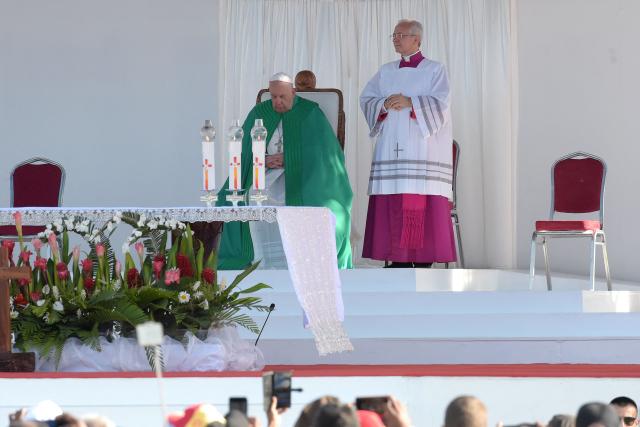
[0,206,352,355]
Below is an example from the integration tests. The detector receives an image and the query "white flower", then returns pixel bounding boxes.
[82,219,90,226]
[52,286,60,299]
[178,291,191,304]
[192,281,201,291]
[53,301,64,312]
[37,232,45,239]
[92,235,101,244]
[9,296,14,306]
[64,219,74,229]
[44,229,53,237]
[167,219,178,230]
[76,309,82,319]
[200,300,209,310]
[80,290,87,300]
[194,291,204,300]
[113,212,122,223]
[42,285,51,295]
[10,311,18,319]
[137,215,146,227]
[178,222,186,230]
[43,313,49,322]
[220,277,228,290]
[36,299,45,307]
[106,222,113,232]
[46,224,52,230]
[113,280,122,291]
[148,220,158,230]
[134,230,142,237]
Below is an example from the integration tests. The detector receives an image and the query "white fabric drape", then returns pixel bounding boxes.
[215,0,517,268]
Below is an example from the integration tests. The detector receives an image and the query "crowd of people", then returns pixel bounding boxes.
[7,394,638,427]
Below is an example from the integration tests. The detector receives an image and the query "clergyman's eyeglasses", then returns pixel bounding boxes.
[622,416,637,426]
[390,33,416,40]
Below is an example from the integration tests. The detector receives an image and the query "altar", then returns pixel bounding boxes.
[0,206,352,372]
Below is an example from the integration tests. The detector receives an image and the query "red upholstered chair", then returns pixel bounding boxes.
[446,140,464,268]
[0,157,66,238]
[529,152,611,291]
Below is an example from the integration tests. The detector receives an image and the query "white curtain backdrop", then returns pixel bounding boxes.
[214,0,517,268]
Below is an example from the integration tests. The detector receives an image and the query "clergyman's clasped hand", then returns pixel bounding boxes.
[384,93,412,111]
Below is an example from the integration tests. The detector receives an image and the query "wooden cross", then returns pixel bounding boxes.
[0,246,35,371]
[394,142,404,158]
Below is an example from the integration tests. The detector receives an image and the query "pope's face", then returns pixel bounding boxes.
[393,23,421,56]
[269,82,296,113]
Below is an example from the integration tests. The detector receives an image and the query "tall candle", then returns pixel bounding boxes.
[251,119,267,191]
[201,120,216,191]
[227,120,244,191]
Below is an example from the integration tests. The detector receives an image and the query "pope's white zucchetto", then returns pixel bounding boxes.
[270,72,293,85]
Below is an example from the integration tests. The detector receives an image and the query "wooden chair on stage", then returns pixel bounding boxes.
[0,157,66,239]
[529,152,612,291]
[448,140,464,268]
[256,88,346,150]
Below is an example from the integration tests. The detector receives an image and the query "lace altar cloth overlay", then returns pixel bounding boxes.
[29,327,264,372]
[0,206,278,225]
[276,208,353,355]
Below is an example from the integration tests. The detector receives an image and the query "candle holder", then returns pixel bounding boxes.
[199,191,218,208]
[249,189,269,206]
[226,189,246,207]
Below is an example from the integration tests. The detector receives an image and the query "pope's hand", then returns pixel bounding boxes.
[384,94,412,110]
[266,153,284,169]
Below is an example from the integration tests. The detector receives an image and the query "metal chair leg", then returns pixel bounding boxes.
[589,235,597,291]
[453,213,464,268]
[600,233,612,291]
[542,237,552,290]
[529,232,538,290]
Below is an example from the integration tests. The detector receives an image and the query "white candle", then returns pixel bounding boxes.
[228,120,243,191]
[251,119,267,191]
[200,120,216,191]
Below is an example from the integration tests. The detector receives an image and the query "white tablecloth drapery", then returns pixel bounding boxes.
[0,206,352,355]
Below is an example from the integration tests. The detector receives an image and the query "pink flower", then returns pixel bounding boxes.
[164,268,180,285]
[56,262,69,280]
[134,242,144,258]
[31,238,43,251]
[153,255,165,279]
[95,244,105,258]
[18,279,30,287]
[34,257,47,271]
[48,233,59,258]
[13,212,23,237]
[2,240,15,255]
[84,276,95,289]
[72,246,80,263]
[81,258,93,274]
[202,268,215,284]
[19,250,32,264]
[115,260,122,277]
[30,291,41,302]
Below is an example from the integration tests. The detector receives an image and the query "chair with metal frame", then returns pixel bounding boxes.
[0,157,66,238]
[529,151,611,291]
[449,140,464,268]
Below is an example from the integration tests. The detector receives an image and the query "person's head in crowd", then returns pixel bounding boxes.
[269,72,296,113]
[82,414,116,427]
[547,414,576,427]
[54,413,86,427]
[610,397,639,427]
[19,400,64,424]
[576,402,620,427]
[357,410,385,427]
[444,396,487,427]
[311,403,359,427]
[167,403,226,427]
[294,396,340,427]
[295,70,317,90]
[9,422,49,427]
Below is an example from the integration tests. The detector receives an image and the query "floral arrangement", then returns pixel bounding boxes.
[4,212,270,366]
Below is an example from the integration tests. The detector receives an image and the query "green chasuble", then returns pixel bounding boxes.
[217,96,353,269]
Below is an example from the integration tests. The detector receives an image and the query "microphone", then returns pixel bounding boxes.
[254,303,276,346]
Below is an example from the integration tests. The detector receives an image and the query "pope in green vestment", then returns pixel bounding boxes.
[217,78,353,269]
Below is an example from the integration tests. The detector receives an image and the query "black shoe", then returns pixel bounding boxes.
[385,262,414,268]
[412,263,433,268]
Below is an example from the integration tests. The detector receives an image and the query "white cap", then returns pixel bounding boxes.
[25,400,63,421]
[269,72,293,85]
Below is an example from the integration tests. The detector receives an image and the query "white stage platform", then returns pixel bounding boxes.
[230,268,640,365]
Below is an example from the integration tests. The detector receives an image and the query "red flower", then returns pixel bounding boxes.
[153,255,165,279]
[56,262,69,280]
[18,278,30,287]
[127,268,142,288]
[81,258,93,274]
[84,276,95,289]
[30,291,41,302]
[176,254,194,278]
[2,240,15,263]
[14,293,27,306]
[19,250,32,264]
[202,268,216,284]
[34,257,47,271]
